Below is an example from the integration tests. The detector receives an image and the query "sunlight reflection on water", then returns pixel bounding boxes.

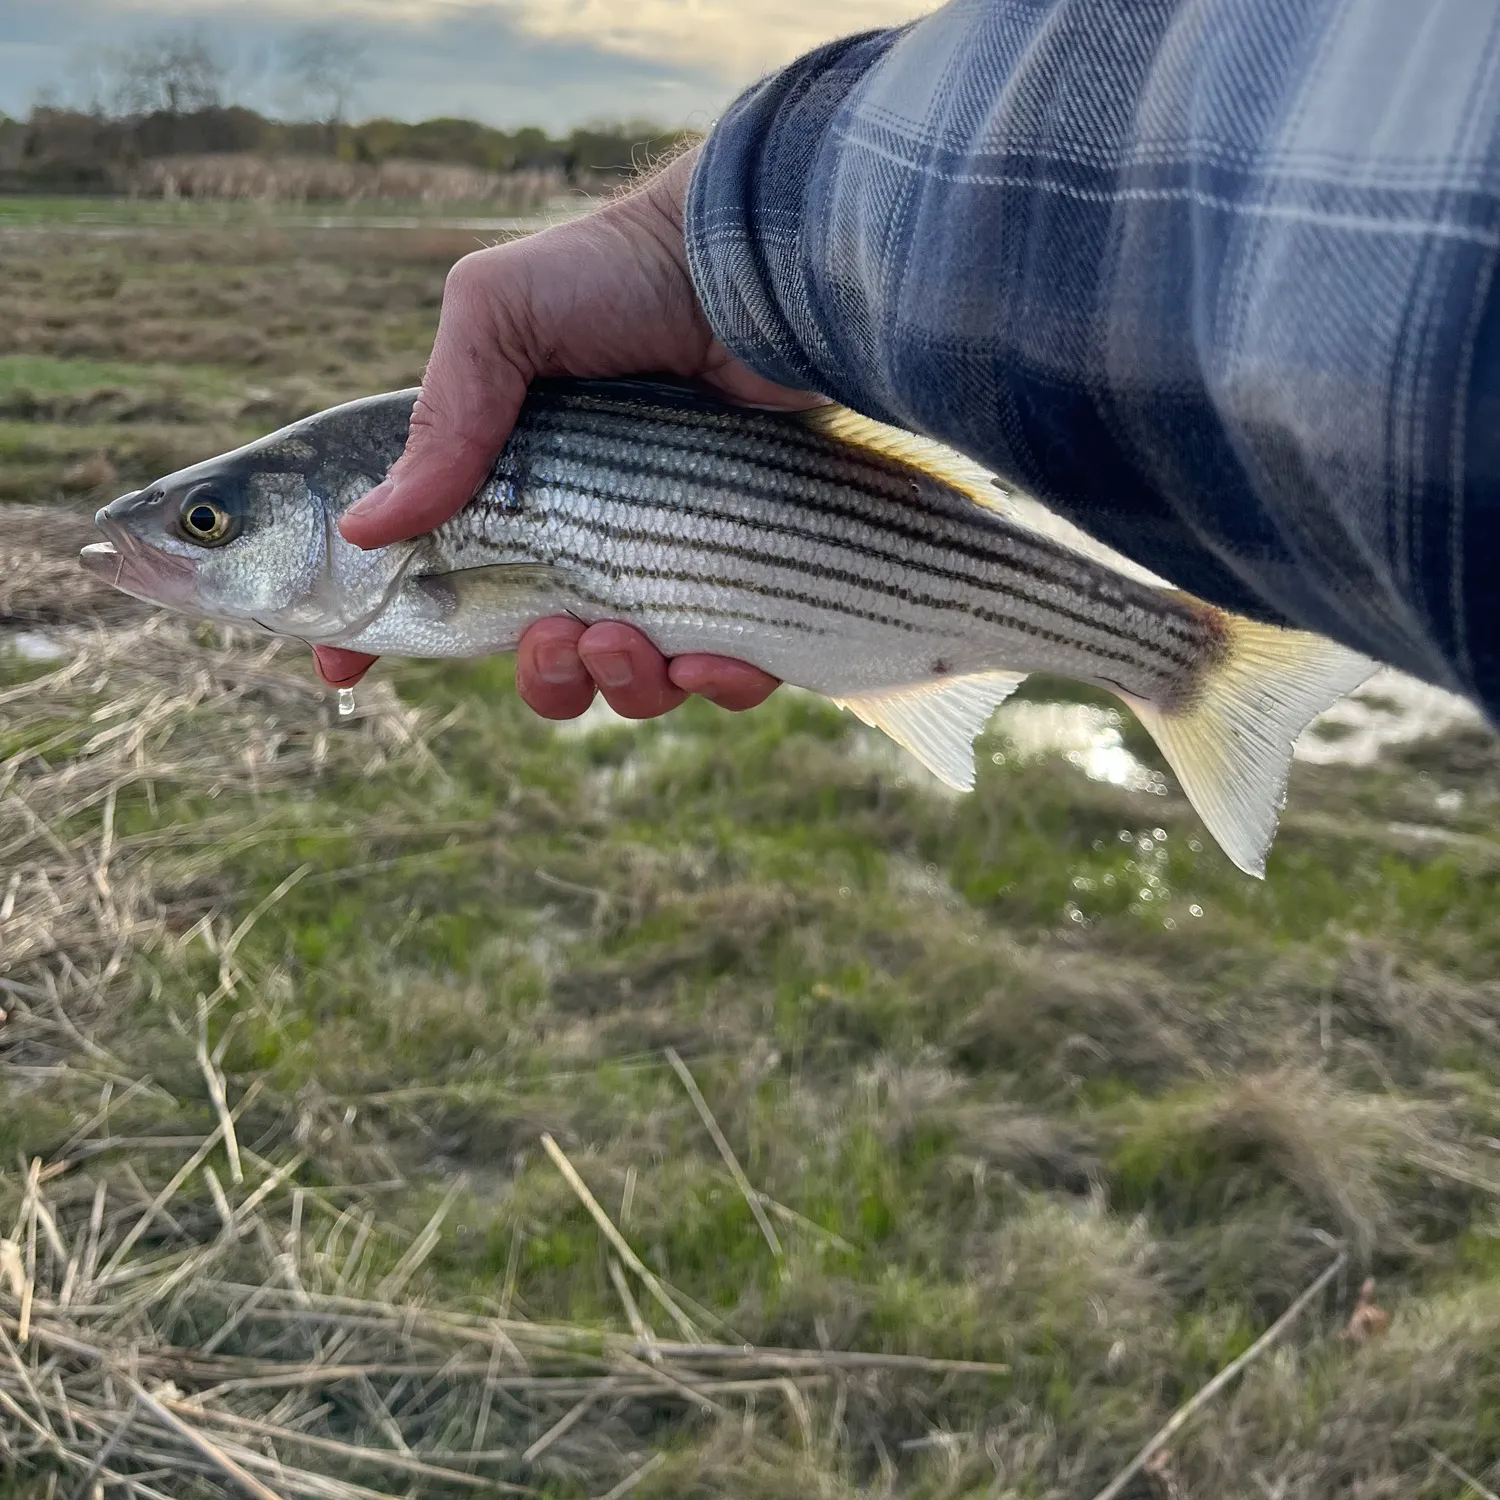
[993,702,1167,795]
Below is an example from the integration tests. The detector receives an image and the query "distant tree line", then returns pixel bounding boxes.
[0,110,695,194]
[0,26,694,195]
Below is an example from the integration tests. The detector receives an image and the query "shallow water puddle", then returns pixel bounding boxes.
[992,702,1167,794]
[547,668,1488,789]
[1291,667,1485,767]
[999,666,1486,794]
[0,628,68,662]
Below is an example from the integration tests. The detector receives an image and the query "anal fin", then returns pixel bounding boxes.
[832,671,1028,790]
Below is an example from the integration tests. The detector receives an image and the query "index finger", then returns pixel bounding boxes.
[338,253,530,551]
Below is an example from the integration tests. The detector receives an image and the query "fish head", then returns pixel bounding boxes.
[79,393,419,642]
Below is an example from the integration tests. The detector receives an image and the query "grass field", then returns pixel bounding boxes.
[1,206,1499,1500]
[0,195,585,229]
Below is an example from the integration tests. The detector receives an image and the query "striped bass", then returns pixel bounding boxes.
[79,376,1375,876]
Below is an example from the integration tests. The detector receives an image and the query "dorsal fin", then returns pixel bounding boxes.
[797,405,1005,511]
[798,406,1171,587]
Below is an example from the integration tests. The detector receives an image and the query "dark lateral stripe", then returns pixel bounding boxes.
[513,448,1205,662]
[510,412,1207,657]
[532,499,1198,678]
[539,524,1178,678]
[521,403,974,519]
[543,571,917,638]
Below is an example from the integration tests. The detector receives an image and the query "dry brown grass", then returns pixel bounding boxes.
[0,224,457,385]
[120,155,584,209]
[0,614,428,992]
[0,507,144,627]
[0,1127,1006,1499]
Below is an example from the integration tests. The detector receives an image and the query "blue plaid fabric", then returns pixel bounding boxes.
[684,0,1500,720]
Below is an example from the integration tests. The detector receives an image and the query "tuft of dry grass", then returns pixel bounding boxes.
[1107,1066,1495,1257]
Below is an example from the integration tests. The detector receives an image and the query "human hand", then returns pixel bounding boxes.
[315,145,820,719]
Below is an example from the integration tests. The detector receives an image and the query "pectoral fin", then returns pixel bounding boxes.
[411,563,573,621]
[832,671,1029,790]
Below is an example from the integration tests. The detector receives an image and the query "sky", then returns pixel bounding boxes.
[0,0,938,133]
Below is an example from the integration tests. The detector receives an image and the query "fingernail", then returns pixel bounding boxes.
[535,641,583,684]
[342,482,392,525]
[588,650,633,689]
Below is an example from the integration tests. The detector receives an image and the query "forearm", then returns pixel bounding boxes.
[684,0,1500,719]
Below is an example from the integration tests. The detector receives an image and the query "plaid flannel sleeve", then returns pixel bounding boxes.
[683,0,1500,720]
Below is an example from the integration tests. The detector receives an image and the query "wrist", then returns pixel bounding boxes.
[608,144,700,274]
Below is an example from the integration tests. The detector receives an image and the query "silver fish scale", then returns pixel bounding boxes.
[425,391,1219,699]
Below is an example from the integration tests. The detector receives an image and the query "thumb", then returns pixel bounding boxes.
[339,255,531,551]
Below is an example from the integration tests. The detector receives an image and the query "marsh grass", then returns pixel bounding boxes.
[1,215,1499,1499]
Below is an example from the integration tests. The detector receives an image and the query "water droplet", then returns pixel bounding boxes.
[1118,830,1132,843]
[1163,917,1177,930]
[1189,904,1203,917]
[337,687,356,717]
[1152,828,1167,842]
[1188,839,1202,854]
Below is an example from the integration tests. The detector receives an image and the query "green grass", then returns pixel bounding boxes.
[0,352,239,398]
[6,627,1499,1494]
[0,220,460,499]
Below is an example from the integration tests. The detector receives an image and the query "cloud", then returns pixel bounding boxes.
[507,0,931,80]
[0,0,937,130]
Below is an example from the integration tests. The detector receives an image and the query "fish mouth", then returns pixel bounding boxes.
[79,514,201,610]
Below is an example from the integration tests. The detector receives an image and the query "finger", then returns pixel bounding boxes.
[314,645,377,687]
[576,622,688,720]
[338,251,531,551]
[515,616,596,720]
[696,350,833,415]
[667,654,780,711]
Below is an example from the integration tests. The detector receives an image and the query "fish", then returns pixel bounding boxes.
[79,375,1376,877]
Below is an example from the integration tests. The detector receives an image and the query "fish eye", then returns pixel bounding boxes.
[177,486,240,546]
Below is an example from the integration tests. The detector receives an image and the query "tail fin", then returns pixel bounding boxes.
[1123,615,1376,878]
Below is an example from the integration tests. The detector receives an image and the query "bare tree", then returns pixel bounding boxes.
[281,27,369,150]
[103,30,227,118]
